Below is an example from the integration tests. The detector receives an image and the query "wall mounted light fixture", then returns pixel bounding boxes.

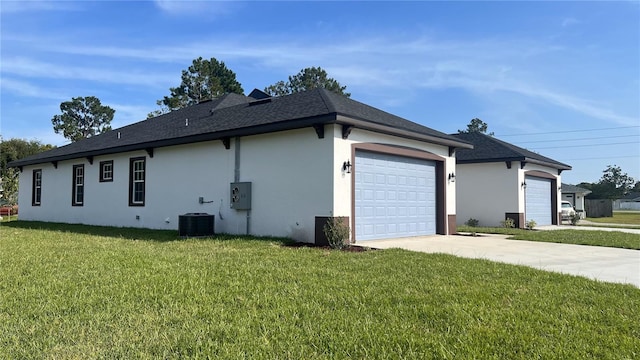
[448,173,456,183]
[521,181,527,189]
[342,160,352,174]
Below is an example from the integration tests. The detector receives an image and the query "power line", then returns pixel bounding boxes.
[516,134,640,144]
[497,125,640,137]
[530,141,639,150]
[560,155,640,161]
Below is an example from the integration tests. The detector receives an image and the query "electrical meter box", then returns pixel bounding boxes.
[230,182,252,210]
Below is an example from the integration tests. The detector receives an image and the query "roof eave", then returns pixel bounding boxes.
[457,156,571,171]
[8,114,338,168]
[336,115,473,149]
[523,157,572,171]
[8,112,473,168]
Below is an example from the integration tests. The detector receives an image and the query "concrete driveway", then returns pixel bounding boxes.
[362,234,640,288]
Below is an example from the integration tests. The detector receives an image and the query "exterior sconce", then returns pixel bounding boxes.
[521,181,527,189]
[448,173,456,183]
[342,160,352,174]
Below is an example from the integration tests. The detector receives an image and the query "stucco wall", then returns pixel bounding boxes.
[456,161,562,227]
[239,128,333,242]
[17,128,333,242]
[456,162,520,227]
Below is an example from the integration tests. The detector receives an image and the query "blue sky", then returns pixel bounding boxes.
[1,0,638,185]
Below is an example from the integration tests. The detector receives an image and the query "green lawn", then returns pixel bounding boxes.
[587,211,640,225]
[457,226,640,250]
[1,221,639,358]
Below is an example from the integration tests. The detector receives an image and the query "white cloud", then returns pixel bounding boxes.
[561,17,579,27]
[0,0,80,13]
[0,78,67,99]
[1,57,173,88]
[153,0,237,16]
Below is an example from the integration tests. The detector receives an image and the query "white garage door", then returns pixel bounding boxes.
[355,151,436,241]
[525,176,552,225]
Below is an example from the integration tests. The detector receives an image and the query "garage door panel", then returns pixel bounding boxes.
[355,151,436,241]
[525,176,552,225]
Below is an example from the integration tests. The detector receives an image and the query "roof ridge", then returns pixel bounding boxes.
[316,88,337,114]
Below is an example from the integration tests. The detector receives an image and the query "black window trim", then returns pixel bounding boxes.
[129,156,146,207]
[99,160,114,182]
[72,164,84,206]
[32,169,42,206]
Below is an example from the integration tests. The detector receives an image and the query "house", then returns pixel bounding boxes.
[614,192,640,211]
[9,89,472,243]
[561,183,591,218]
[451,132,571,228]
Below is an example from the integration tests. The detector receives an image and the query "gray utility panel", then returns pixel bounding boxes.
[230,182,252,210]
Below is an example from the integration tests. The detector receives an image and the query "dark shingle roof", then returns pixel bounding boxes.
[561,183,591,194]
[620,192,640,201]
[451,132,571,170]
[9,89,471,168]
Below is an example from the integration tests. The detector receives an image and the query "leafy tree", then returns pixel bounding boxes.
[633,181,640,193]
[264,67,350,97]
[149,57,244,118]
[584,165,635,199]
[0,137,55,204]
[458,118,494,135]
[51,96,115,142]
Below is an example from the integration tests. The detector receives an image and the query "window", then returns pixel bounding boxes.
[100,160,113,182]
[32,169,42,206]
[129,157,145,206]
[72,164,84,206]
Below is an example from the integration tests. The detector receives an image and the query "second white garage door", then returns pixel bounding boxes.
[525,176,552,226]
[355,151,436,241]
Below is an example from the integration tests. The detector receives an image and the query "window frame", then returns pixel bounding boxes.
[129,157,146,206]
[99,160,114,182]
[72,164,84,206]
[32,169,42,206]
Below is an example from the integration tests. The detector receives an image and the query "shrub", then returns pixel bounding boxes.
[525,220,536,230]
[465,218,479,227]
[570,213,581,226]
[500,218,515,228]
[323,217,350,250]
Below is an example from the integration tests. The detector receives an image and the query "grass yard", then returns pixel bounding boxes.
[1,221,639,358]
[457,226,640,250]
[0,215,18,223]
[587,211,640,226]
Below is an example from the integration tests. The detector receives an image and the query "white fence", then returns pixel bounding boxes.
[613,201,640,211]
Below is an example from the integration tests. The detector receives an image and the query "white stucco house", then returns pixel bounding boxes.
[9,89,472,244]
[614,192,640,211]
[561,183,591,218]
[451,132,571,228]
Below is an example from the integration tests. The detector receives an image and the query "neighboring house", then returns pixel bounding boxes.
[614,192,640,211]
[9,89,472,243]
[561,183,591,218]
[451,132,571,228]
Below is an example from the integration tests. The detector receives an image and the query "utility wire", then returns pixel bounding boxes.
[516,134,639,144]
[560,155,640,161]
[530,141,639,150]
[497,125,640,137]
